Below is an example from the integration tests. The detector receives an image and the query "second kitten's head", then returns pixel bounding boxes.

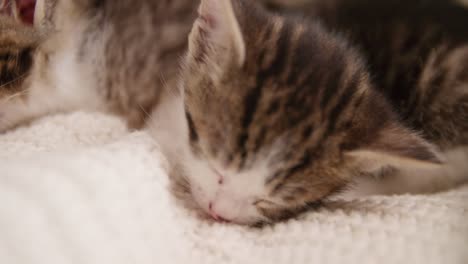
[173,0,441,225]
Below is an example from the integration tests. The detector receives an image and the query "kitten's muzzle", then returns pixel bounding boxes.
[208,202,230,223]
[207,174,231,222]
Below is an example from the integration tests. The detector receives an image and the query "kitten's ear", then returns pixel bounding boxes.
[346,124,443,176]
[34,0,58,27]
[189,0,246,67]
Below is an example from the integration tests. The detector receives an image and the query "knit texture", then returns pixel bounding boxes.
[0,112,467,264]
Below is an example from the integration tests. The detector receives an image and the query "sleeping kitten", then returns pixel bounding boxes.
[0,0,199,130]
[150,0,468,225]
[1,0,466,225]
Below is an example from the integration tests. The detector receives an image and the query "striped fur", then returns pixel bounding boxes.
[169,0,466,225]
[268,0,468,149]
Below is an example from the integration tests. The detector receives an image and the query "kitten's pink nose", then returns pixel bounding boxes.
[208,202,230,222]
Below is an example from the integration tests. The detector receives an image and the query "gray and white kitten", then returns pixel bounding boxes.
[150,0,468,225]
[0,0,199,130]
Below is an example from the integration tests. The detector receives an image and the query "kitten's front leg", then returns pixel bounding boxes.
[1,0,112,133]
[0,30,106,133]
[0,86,57,132]
[0,85,59,132]
[335,147,468,200]
[0,77,103,133]
[0,93,33,132]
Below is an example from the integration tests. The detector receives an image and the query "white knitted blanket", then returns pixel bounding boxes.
[0,112,467,264]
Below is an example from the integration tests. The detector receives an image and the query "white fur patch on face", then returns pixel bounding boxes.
[148,87,268,224]
[185,155,271,224]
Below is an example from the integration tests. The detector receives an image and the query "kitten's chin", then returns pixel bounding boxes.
[189,183,265,225]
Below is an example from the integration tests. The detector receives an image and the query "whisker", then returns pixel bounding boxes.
[3,87,30,102]
[160,74,180,99]
[0,72,29,89]
[137,103,160,136]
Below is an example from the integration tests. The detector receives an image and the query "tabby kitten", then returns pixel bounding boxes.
[150,0,468,225]
[0,0,200,131]
[1,0,466,225]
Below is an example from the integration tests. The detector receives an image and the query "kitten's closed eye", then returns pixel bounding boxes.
[253,199,276,208]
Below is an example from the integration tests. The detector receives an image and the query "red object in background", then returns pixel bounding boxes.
[0,0,36,25]
[17,0,35,25]
[0,0,13,16]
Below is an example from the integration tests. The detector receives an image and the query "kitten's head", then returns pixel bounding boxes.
[174,0,441,225]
